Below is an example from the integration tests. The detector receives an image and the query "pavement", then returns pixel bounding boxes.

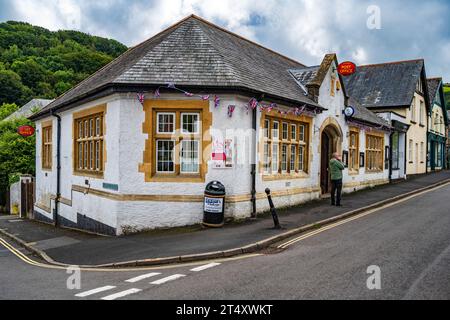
[0,170,449,267]
[1,180,450,300]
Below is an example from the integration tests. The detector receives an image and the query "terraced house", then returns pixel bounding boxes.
[426,78,448,171]
[30,15,392,236]
[345,60,431,179]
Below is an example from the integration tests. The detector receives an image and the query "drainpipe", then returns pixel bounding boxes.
[389,132,394,183]
[51,109,61,227]
[426,111,429,175]
[250,107,257,218]
[404,131,408,179]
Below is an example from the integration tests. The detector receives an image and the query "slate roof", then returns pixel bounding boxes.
[348,97,391,128]
[3,99,53,122]
[31,15,323,120]
[343,59,425,109]
[289,66,319,92]
[427,78,441,105]
[290,56,389,128]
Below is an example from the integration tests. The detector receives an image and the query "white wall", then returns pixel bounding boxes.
[34,78,390,234]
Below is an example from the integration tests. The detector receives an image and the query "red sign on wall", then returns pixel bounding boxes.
[338,61,357,76]
[17,125,35,137]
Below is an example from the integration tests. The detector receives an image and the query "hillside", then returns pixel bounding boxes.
[0,21,128,107]
[444,84,450,109]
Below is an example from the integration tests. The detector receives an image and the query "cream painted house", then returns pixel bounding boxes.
[30,15,391,236]
[426,78,448,171]
[345,60,431,178]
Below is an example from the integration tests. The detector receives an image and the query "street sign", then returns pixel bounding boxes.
[338,61,357,76]
[17,125,35,137]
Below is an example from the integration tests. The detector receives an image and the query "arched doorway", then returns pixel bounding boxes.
[320,120,343,194]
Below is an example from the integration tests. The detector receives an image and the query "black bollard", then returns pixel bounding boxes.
[265,188,281,229]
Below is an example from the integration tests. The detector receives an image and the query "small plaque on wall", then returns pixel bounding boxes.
[360,152,365,168]
[385,146,390,170]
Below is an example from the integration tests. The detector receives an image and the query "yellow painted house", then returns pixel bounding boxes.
[344,60,431,177]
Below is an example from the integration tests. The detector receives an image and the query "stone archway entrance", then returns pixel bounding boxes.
[320,121,343,194]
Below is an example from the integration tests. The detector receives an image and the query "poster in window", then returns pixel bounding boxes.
[212,136,234,169]
[342,151,349,168]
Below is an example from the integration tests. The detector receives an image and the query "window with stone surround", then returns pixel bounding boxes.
[140,100,211,183]
[262,116,309,177]
[349,129,359,172]
[42,122,52,170]
[366,134,384,172]
[75,113,104,174]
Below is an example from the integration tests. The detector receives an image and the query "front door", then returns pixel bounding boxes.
[321,132,331,194]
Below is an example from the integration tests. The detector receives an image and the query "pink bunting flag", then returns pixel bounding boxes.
[137,93,145,105]
[154,88,160,98]
[184,92,194,97]
[228,105,236,118]
[249,98,258,110]
[201,95,210,100]
[214,95,220,108]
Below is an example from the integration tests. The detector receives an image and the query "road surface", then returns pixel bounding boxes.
[1,183,450,300]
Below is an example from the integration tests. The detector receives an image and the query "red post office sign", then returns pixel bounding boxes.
[17,125,35,137]
[338,61,357,76]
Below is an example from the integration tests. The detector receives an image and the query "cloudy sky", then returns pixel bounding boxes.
[1,0,449,81]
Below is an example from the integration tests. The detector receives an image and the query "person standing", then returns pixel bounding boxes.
[329,152,345,206]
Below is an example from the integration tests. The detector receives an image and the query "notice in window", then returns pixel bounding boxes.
[212,136,234,169]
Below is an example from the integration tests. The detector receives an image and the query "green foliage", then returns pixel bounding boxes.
[0,118,36,194]
[443,84,450,110]
[0,21,128,106]
[0,103,19,121]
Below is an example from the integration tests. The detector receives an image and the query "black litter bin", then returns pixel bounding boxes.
[203,181,226,227]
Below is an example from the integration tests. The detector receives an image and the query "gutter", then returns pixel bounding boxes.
[30,84,326,122]
[50,109,62,227]
[251,107,257,218]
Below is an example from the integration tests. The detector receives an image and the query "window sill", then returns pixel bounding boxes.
[262,172,309,181]
[42,167,53,172]
[365,169,383,174]
[149,174,204,183]
[74,170,104,179]
[348,170,360,176]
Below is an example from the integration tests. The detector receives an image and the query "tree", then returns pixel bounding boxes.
[0,118,36,206]
[0,103,19,121]
[0,69,25,105]
[11,58,48,91]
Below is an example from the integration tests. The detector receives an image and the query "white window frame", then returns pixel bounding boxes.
[281,144,288,173]
[156,139,176,173]
[156,112,176,134]
[282,122,289,140]
[180,140,200,174]
[272,121,279,141]
[181,112,200,135]
[291,124,297,141]
[272,143,279,173]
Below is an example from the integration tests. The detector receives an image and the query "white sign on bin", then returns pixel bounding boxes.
[204,197,224,213]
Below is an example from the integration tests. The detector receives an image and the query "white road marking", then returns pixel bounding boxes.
[125,272,161,283]
[75,286,116,297]
[151,274,186,285]
[101,288,142,301]
[190,262,221,272]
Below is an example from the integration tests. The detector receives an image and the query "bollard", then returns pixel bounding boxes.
[265,188,281,229]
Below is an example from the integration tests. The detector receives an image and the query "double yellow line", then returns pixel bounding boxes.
[277,181,450,249]
[0,236,261,272]
[0,237,63,270]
